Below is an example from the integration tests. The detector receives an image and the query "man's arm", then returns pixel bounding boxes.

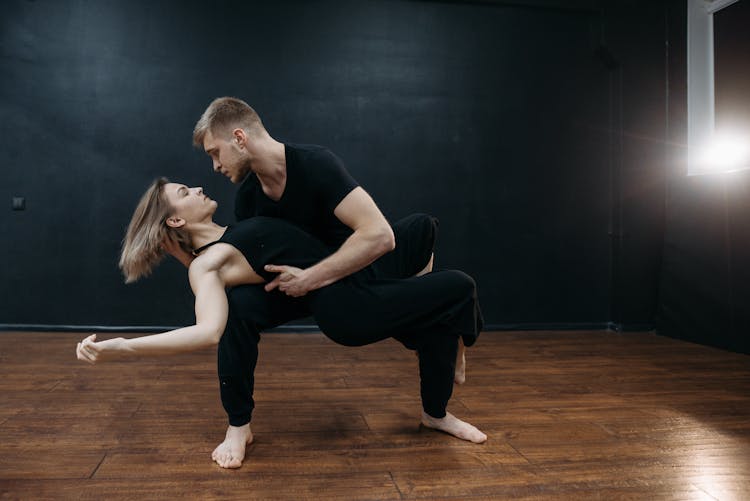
[264,187,394,297]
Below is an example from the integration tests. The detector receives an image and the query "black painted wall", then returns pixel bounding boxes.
[658,0,750,354]
[0,0,672,332]
[598,2,670,331]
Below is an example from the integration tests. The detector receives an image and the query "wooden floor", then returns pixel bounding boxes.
[0,331,749,500]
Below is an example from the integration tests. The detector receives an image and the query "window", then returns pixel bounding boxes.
[687,0,749,175]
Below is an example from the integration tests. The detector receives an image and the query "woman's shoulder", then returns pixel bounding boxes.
[190,243,234,273]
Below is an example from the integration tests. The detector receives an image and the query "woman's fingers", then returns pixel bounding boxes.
[82,341,97,359]
[76,342,95,364]
[76,334,100,364]
[84,339,100,354]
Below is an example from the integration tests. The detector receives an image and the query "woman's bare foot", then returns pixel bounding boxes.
[421,411,487,443]
[212,424,253,469]
[454,339,466,385]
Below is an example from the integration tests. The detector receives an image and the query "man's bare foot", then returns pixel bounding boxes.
[212,424,253,469]
[454,338,466,385]
[421,411,487,443]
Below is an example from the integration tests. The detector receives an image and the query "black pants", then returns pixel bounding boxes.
[217,214,481,425]
[219,287,309,426]
[311,269,483,417]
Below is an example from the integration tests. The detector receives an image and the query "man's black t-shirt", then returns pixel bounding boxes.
[234,143,358,249]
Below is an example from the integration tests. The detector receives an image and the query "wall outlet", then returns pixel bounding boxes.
[12,197,25,211]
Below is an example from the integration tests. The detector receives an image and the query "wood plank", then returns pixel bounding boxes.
[1,330,749,500]
[0,475,401,500]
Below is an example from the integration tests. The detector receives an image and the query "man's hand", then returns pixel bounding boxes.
[76,334,129,364]
[162,235,194,269]
[263,264,317,297]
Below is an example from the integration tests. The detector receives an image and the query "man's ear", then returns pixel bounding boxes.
[165,216,186,228]
[233,128,247,148]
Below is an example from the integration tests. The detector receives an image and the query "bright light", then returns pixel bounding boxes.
[696,132,750,173]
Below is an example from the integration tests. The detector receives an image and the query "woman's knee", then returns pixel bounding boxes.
[316,316,367,347]
[412,213,439,238]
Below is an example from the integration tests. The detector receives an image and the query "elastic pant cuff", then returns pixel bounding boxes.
[424,408,447,419]
[228,414,252,427]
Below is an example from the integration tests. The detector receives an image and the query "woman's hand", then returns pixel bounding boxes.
[76,334,129,365]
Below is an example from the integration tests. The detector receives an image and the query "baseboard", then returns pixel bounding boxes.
[607,322,656,333]
[0,323,324,333]
[0,324,187,333]
[0,322,654,334]
[485,322,611,331]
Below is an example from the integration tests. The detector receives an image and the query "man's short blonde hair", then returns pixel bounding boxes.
[192,97,264,148]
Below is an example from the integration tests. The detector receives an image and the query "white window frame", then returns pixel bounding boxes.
[687,0,744,175]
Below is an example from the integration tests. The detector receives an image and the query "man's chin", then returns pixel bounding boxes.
[231,172,252,184]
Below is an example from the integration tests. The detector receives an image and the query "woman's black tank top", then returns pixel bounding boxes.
[193,217,330,282]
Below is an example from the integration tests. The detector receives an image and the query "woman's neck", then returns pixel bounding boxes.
[188,221,227,251]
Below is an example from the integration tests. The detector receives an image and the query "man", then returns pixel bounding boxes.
[168,97,475,468]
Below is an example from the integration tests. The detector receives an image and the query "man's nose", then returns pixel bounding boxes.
[213,160,221,172]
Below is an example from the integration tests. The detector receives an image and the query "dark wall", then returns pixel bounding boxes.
[657,0,750,354]
[1,0,670,330]
[598,2,670,330]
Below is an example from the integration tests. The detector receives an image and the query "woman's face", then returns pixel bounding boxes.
[163,183,217,224]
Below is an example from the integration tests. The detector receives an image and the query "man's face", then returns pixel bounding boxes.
[203,129,250,184]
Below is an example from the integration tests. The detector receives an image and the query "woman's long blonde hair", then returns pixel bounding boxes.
[119,178,192,283]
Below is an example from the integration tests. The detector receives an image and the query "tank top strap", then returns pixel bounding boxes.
[191,225,232,256]
[191,240,221,256]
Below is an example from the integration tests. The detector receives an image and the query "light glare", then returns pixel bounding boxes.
[697,133,749,173]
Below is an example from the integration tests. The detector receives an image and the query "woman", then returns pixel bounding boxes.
[76,178,487,463]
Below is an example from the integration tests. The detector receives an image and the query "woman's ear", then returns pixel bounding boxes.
[165,216,185,228]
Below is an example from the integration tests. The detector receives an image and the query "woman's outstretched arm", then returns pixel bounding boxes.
[76,260,228,364]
